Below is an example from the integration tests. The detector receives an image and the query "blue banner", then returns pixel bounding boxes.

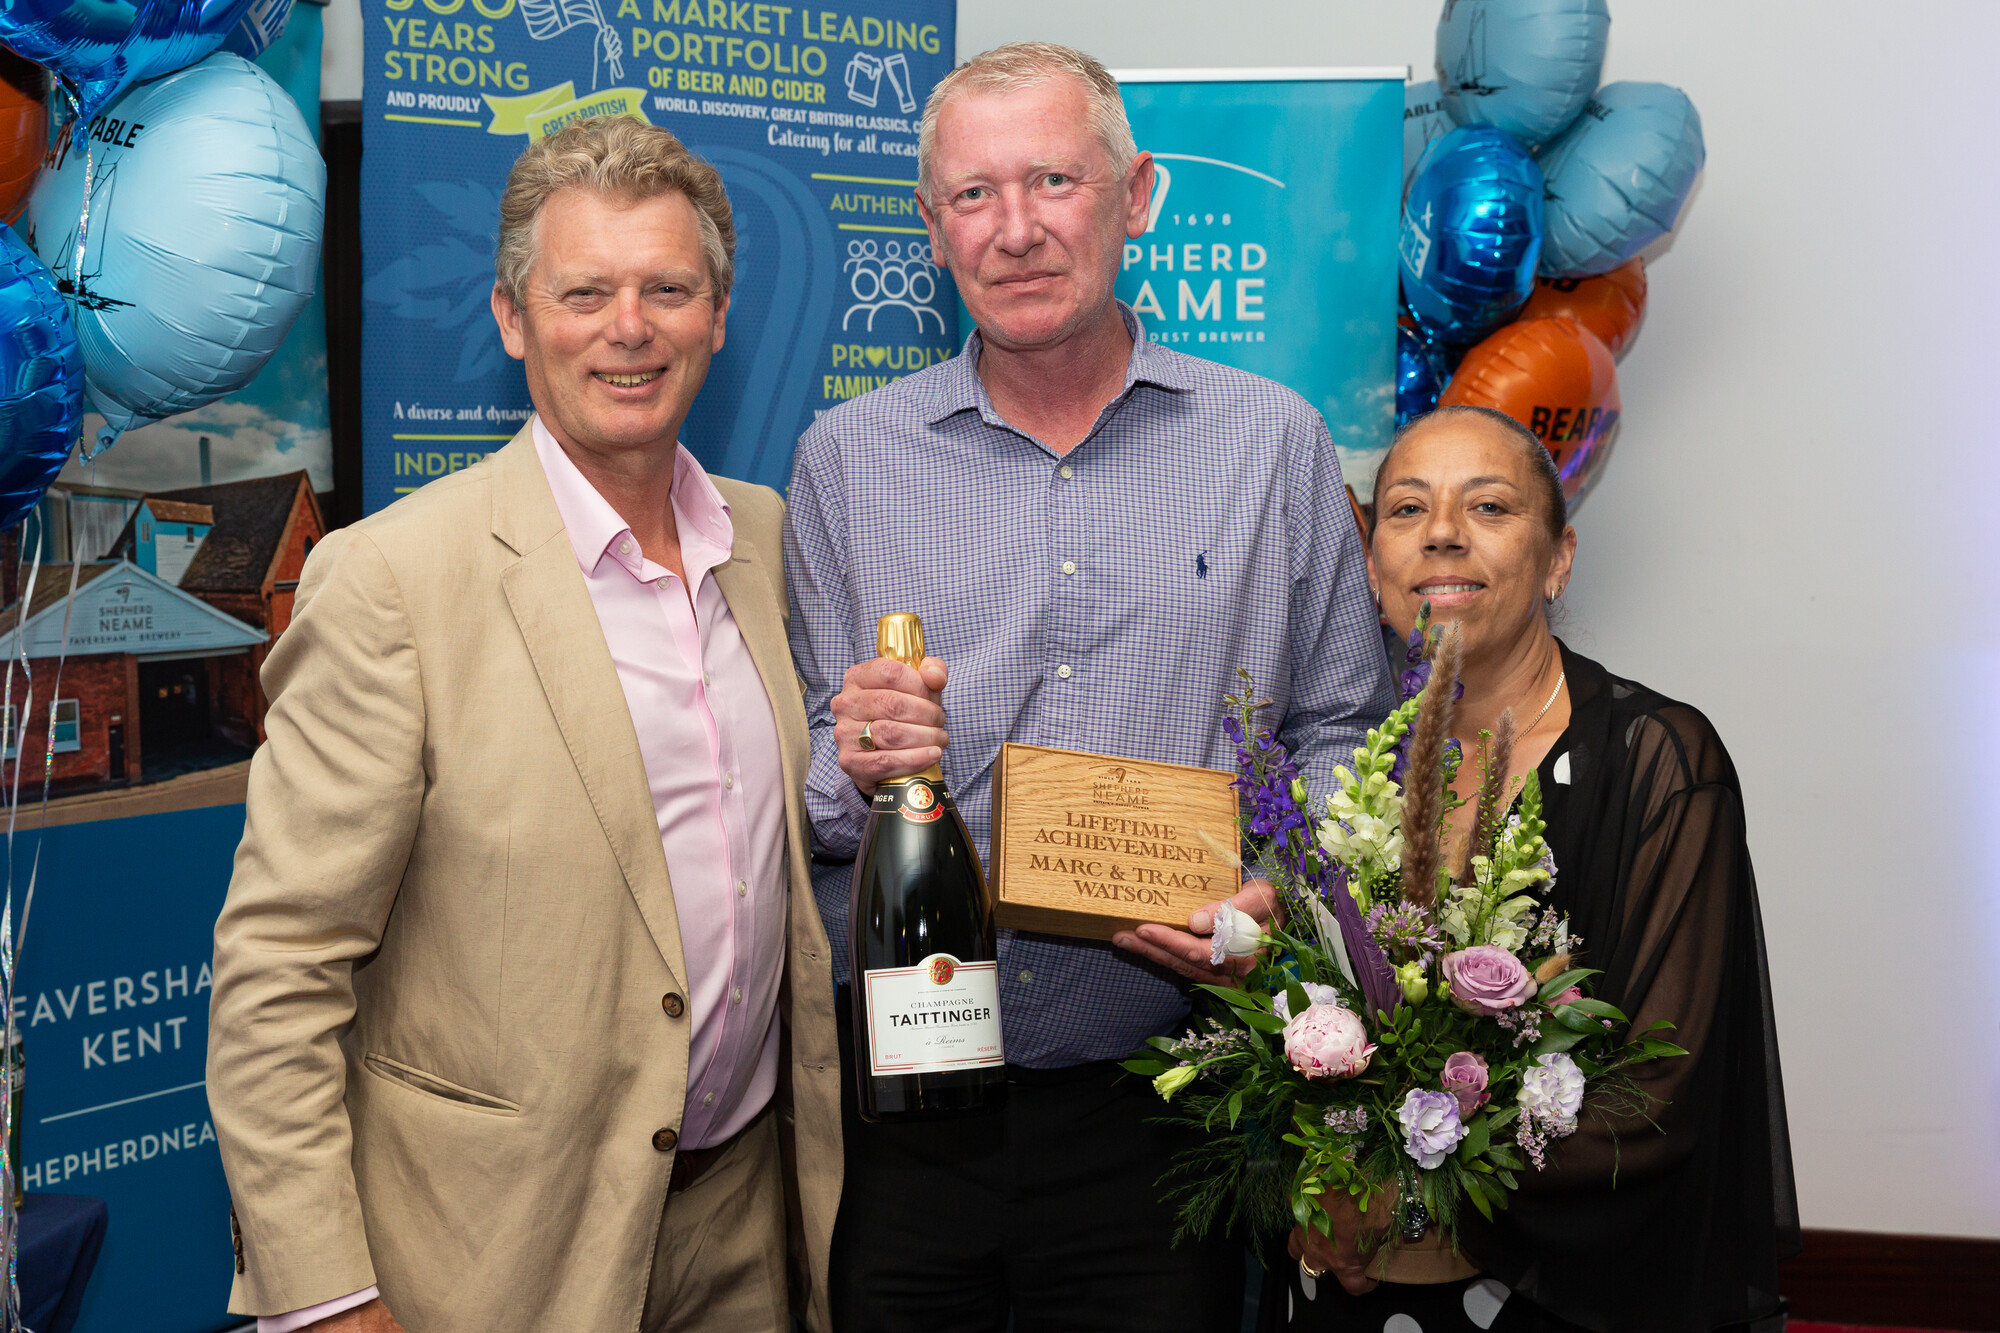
[14,804,246,1333]
[360,0,957,511]
[1114,72,1403,495]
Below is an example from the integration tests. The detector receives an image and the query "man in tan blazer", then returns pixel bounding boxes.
[206,116,840,1333]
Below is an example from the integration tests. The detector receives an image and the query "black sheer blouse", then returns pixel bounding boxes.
[1459,641,1800,1331]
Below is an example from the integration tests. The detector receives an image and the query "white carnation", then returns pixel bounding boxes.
[1516,1052,1586,1132]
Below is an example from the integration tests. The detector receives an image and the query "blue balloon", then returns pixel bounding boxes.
[0,224,83,532]
[0,0,257,125]
[1537,82,1707,277]
[1436,0,1610,149]
[1403,79,1456,198]
[22,53,324,453]
[219,0,292,59]
[1396,324,1451,427]
[1400,125,1545,345]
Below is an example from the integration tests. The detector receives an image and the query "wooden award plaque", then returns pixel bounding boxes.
[990,743,1242,940]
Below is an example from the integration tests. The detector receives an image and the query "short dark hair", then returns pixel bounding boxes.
[1372,405,1566,543]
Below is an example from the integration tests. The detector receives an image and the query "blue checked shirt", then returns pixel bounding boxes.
[784,305,1395,1067]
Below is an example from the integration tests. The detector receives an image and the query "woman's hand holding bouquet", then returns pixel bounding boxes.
[1123,611,1685,1264]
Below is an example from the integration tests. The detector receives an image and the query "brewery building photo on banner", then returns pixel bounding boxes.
[0,1,1987,1331]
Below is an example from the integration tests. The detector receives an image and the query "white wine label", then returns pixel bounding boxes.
[863,953,1004,1076]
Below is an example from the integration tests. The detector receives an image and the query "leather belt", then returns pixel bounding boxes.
[668,1105,767,1194]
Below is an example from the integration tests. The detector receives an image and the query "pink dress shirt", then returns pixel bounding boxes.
[264,422,788,1332]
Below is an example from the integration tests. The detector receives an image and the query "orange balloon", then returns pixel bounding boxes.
[0,52,46,225]
[1439,316,1620,503]
[1519,257,1648,356]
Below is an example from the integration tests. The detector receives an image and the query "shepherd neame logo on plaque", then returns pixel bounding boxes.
[989,743,1242,939]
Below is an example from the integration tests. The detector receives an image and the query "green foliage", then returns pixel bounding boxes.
[1159,668,1691,1256]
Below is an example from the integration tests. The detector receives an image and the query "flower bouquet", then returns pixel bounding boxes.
[1123,613,1685,1258]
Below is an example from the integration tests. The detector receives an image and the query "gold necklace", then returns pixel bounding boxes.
[1520,663,1566,739]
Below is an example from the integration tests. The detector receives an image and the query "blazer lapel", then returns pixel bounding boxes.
[491,435,690,992]
[714,545,819,933]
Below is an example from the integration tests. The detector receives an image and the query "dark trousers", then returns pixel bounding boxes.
[831,987,1243,1333]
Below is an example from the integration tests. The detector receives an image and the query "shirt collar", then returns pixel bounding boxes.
[924,300,1193,427]
[531,416,734,581]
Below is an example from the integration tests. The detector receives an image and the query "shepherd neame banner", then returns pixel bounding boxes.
[1114,69,1404,495]
[360,0,956,509]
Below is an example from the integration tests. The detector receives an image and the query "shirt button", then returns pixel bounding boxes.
[662,992,685,1017]
[736,880,748,897]
[653,1128,678,1152]
[1018,969,1034,984]
[703,672,711,687]
[1059,465,1074,479]
[1056,664,1072,680]
[1060,560,1077,576]
[731,987,743,1006]
[723,773,735,790]
[656,578,669,590]
[618,539,633,555]
[702,1091,716,1107]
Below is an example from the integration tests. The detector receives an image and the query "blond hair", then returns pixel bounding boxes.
[917,41,1138,205]
[495,116,736,306]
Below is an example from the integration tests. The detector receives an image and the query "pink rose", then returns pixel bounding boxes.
[1439,1050,1490,1117]
[1282,1003,1375,1080]
[1441,946,1537,1016]
[1547,985,1583,1009]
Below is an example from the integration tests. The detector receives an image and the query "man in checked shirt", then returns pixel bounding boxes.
[785,42,1395,1332]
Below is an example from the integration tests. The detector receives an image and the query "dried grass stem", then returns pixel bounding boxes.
[1398,624,1461,909]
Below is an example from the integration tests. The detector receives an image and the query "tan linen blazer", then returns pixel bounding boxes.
[207,428,842,1333]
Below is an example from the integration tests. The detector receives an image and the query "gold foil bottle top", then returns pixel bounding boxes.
[876,612,925,669]
[873,612,943,786]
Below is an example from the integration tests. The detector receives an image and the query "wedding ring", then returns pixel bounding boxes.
[1299,1258,1325,1280]
[858,722,878,752]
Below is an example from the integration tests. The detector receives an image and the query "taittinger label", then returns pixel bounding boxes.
[862,952,1004,1076]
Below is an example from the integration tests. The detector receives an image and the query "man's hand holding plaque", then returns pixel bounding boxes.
[1112,878,1280,986]
[838,658,1274,981]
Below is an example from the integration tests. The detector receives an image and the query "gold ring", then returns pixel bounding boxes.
[1299,1258,1325,1280]
[858,722,877,752]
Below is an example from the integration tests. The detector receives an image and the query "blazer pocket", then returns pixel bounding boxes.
[364,1053,522,1117]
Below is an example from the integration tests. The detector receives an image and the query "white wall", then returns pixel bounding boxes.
[324,1,2000,1237]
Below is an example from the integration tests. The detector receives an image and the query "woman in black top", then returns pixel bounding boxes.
[1269,406,1796,1333]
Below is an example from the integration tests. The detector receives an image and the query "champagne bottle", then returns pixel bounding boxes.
[848,612,1004,1121]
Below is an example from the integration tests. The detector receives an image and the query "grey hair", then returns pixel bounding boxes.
[1373,405,1568,543]
[917,41,1138,206]
[494,115,736,308]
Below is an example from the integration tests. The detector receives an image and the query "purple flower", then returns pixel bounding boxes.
[1365,900,1443,962]
[1440,946,1537,1016]
[1439,1051,1490,1118]
[1223,685,1403,1021]
[1324,1105,1370,1134]
[1495,1005,1543,1047]
[1398,1088,1468,1169]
